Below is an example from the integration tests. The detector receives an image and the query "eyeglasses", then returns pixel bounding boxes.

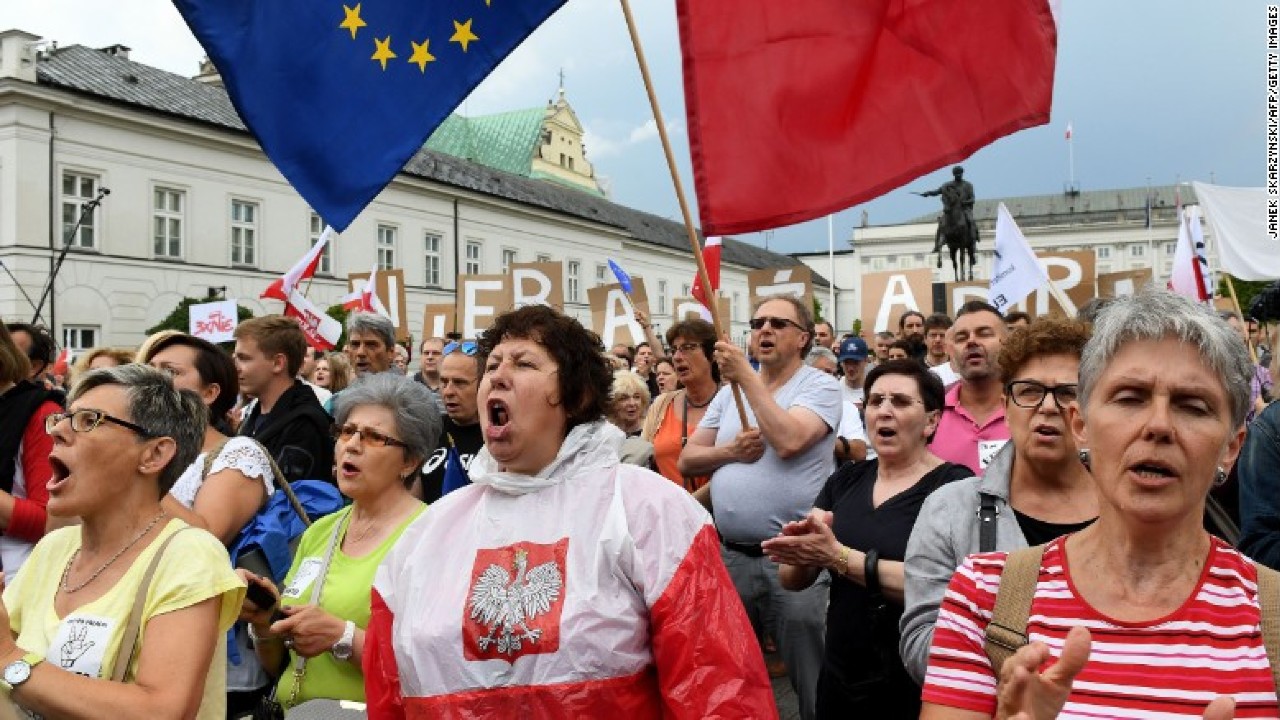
[749,316,806,332]
[1006,381,1078,410]
[45,409,156,438]
[443,341,477,356]
[334,423,408,449]
[671,342,703,355]
[865,393,925,410]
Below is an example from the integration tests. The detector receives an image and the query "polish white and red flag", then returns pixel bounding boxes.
[690,236,721,309]
[1064,122,1073,140]
[1168,193,1213,303]
[362,424,774,718]
[342,264,391,318]
[261,226,332,301]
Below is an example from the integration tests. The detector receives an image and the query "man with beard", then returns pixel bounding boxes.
[680,294,842,720]
[813,321,836,351]
[898,310,927,362]
[415,342,481,503]
[929,300,1009,474]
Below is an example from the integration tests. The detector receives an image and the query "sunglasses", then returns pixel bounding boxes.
[443,341,478,356]
[865,392,925,410]
[749,316,806,332]
[334,423,408,449]
[46,408,156,438]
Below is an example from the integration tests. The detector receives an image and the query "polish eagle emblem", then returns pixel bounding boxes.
[468,547,564,655]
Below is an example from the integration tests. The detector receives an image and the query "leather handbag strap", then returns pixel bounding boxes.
[1255,561,1280,697]
[110,526,194,682]
[978,492,999,553]
[983,544,1046,678]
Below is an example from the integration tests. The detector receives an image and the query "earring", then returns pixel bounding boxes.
[1214,467,1228,487]
[1077,449,1091,471]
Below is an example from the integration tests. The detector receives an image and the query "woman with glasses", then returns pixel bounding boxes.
[1,364,244,718]
[920,290,1278,718]
[762,359,972,719]
[898,317,1096,684]
[237,373,437,713]
[364,305,771,717]
[641,319,721,492]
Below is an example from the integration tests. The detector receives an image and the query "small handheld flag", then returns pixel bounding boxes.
[607,260,633,294]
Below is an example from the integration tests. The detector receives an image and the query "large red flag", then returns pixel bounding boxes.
[678,0,1058,235]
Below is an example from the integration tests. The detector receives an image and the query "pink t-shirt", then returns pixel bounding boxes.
[929,382,1008,475]
[922,536,1279,718]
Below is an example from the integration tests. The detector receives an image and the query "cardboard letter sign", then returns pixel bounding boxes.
[860,269,933,333]
[673,296,731,325]
[456,275,513,340]
[1097,268,1153,299]
[511,262,564,310]
[589,279,650,349]
[347,269,410,341]
[748,266,814,309]
[421,304,457,340]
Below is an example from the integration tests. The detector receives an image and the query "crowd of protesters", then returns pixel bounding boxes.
[0,286,1278,719]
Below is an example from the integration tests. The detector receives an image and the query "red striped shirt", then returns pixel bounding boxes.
[922,536,1279,718]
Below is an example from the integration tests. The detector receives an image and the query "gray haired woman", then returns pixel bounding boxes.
[920,289,1274,720]
[1,364,245,719]
[238,373,439,712]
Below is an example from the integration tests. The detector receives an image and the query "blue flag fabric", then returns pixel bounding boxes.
[172,0,567,231]
[440,442,471,497]
[608,259,633,294]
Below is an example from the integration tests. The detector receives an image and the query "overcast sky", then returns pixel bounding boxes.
[2,1,1264,254]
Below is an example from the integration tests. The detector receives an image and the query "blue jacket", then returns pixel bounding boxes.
[1239,401,1280,569]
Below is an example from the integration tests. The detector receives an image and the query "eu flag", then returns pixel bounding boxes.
[172,0,567,232]
[440,443,471,497]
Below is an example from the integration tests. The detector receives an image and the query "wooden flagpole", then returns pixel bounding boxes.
[1224,275,1259,363]
[618,0,750,428]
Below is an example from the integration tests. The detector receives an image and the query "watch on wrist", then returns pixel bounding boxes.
[1,652,42,691]
[330,620,356,661]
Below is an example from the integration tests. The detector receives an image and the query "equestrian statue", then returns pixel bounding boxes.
[914,166,979,282]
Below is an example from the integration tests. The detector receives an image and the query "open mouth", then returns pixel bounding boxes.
[876,428,898,439]
[48,456,70,492]
[758,340,776,352]
[489,400,510,427]
[1032,425,1061,438]
[1131,461,1176,479]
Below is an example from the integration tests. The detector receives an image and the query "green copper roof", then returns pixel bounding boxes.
[425,108,546,178]
[531,169,604,197]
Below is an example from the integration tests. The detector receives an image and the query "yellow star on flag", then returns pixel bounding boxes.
[339,4,367,40]
[408,39,436,72]
[371,36,397,70]
[450,19,478,52]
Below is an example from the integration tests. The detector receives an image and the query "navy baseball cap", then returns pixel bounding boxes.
[838,337,869,362]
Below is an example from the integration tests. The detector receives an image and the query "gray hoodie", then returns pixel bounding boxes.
[898,442,1027,684]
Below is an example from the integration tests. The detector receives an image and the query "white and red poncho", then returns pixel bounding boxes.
[364,421,775,719]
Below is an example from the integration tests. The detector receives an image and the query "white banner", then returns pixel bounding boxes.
[1192,182,1280,281]
[189,299,238,343]
[989,203,1049,313]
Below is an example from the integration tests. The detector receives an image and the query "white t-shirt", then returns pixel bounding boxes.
[170,436,277,509]
[929,362,962,389]
[837,401,868,445]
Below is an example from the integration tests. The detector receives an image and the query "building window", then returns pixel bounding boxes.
[230,200,257,266]
[559,153,567,167]
[1130,244,1145,258]
[657,280,668,314]
[153,187,184,259]
[682,284,691,297]
[376,225,397,270]
[465,241,483,275]
[502,248,518,275]
[568,157,575,171]
[732,291,741,321]
[1163,260,1173,275]
[567,261,581,302]
[536,253,552,263]
[871,257,885,270]
[62,326,97,353]
[309,213,333,275]
[62,172,100,250]
[1164,242,1176,255]
[914,253,925,264]
[1096,245,1111,259]
[424,232,442,287]
[596,263,609,287]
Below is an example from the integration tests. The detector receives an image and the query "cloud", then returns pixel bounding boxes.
[585,118,683,160]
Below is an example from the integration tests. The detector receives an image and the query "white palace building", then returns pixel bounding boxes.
[0,29,821,352]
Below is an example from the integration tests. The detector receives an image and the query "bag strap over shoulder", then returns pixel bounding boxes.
[110,526,195,682]
[978,492,999,553]
[1254,561,1280,697]
[983,544,1046,678]
[199,437,233,480]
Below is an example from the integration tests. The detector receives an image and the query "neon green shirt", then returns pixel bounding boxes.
[276,503,425,708]
[3,520,244,719]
